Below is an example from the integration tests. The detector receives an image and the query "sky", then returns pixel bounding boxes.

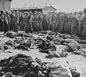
[11,0,86,13]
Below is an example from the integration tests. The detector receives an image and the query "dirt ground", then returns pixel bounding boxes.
[0,34,86,77]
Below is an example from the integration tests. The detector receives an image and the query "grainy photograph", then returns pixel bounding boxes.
[0,0,86,77]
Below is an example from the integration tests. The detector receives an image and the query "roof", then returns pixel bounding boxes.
[43,6,57,10]
[12,5,57,11]
[0,0,12,1]
[32,6,57,10]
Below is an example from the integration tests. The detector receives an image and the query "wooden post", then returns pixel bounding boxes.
[3,0,5,12]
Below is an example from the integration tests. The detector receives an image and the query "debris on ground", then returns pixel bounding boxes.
[0,54,80,77]
[0,31,86,57]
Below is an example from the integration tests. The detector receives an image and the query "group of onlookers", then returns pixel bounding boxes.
[0,9,86,38]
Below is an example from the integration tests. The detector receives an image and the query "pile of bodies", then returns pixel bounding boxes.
[37,32,85,57]
[4,32,34,51]
[0,31,85,77]
[0,31,85,58]
[0,30,86,77]
[0,54,80,77]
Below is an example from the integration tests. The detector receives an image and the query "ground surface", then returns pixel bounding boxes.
[0,33,86,77]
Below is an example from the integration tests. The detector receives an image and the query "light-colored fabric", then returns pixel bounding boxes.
[48,62,72,77]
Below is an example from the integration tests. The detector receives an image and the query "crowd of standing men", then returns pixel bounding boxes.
[0,11,18,33]
[0,9,86,38]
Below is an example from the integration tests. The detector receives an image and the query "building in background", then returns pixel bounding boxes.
[12,6,57,14]
[42,6,57,14]
[0,0,12,13]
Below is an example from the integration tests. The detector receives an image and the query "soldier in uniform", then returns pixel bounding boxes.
[3,12,9,34]
[0,11,3,31]
[78,18,83,36]
[37,12,43,31]
[42,14,48,31]
[71,17,78,34]
[25,13,33,33]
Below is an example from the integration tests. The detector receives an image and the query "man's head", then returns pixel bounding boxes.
[3,72,14,77]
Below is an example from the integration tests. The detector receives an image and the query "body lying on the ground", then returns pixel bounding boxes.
[0,54,80,77]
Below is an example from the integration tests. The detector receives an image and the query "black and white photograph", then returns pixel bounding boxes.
[0,0,86,77]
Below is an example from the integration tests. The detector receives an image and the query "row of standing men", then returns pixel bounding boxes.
[17,12,86,37]
[0,11,86,38]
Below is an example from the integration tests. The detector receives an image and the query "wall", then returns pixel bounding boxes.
[0,1,3,11]
[0,0,11,13]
